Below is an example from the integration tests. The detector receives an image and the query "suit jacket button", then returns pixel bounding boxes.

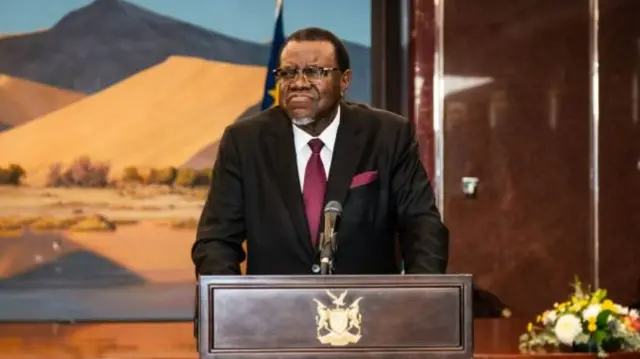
[311,264,321,274]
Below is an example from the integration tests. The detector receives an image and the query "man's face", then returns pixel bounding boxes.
[277,40,350,125]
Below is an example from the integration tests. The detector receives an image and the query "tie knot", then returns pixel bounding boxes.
[308,139,324,154]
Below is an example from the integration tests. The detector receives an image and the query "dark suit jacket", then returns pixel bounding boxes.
[192,101,448,275]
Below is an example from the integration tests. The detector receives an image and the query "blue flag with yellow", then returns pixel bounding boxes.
[260,1,285,110]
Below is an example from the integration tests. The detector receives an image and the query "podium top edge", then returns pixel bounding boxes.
[197,274,473,286]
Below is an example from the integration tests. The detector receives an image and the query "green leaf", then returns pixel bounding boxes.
[597,310,612,327]
[593,330,607,347]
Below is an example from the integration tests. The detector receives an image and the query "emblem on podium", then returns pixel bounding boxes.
[312,290,363,346]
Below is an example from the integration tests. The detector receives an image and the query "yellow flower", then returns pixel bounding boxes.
[570,303,582,312]
[527,322,533,332]
[572,296,581,305]
[588,323,597,332]
[536,315,542,323]
[561,301,572,310]
[602,299,615,311]
[591,290,606,304]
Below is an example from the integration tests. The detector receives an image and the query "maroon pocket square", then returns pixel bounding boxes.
[349,171,378,189]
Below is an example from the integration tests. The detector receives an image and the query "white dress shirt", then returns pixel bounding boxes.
[292,106,341,189]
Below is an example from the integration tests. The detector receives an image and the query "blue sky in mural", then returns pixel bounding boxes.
[0,0,371,47]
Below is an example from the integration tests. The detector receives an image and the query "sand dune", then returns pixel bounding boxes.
[0,74,85,128]
[0,56,266,185]
[0,223,244,284]
[0,230,81,279]
[0,224,192,283]
[67,223,248,281]
[66,222,194,283]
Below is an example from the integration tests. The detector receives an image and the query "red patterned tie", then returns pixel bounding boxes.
[303,139,326,247]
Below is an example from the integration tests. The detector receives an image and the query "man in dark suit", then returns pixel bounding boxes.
[192,27,448,276]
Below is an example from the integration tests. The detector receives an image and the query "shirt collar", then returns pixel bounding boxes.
[292,105,341,152]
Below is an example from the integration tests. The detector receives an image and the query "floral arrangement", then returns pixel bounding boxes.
[519,277,640,357]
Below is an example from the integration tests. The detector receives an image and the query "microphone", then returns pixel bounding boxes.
[319,200,342,275]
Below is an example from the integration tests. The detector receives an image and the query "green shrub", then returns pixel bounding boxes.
[174,168,210,187]
[0,164,26,185]
[122,166,143,183]
[47,156,110,187]
[146,166,177,185]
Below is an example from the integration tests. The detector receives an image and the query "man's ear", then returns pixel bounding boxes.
[340,69,352,97]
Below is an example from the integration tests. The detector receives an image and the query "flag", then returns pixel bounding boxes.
[260,0,285,110]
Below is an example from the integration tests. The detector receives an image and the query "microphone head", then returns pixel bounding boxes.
[324,200,342,214]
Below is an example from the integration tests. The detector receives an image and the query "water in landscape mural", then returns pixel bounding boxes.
[0,0,371,320]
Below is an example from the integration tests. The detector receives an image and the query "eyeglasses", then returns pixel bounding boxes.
[273,66,340,81]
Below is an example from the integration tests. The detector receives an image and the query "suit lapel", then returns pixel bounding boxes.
[265,108,315,257]
[324,102,367,216]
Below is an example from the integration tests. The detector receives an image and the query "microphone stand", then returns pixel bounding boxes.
[319,232,336,275]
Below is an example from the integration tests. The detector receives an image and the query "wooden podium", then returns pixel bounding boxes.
[197,274,473,359]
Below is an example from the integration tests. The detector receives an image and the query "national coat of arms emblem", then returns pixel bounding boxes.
[312,290,364,346]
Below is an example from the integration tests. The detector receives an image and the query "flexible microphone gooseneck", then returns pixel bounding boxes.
[319,200,342,275]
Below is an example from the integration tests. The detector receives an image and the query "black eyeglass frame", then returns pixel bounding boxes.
[272,66,341,81]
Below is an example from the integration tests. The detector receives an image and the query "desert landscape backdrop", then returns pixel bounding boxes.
[0,0,371,320]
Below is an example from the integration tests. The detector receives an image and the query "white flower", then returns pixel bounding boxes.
[543,310,558,325]
[582,304,601,320]
[616,318,629,333]
[554,314,583,345]
[630,309,639,319]
[614,304,629,315]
